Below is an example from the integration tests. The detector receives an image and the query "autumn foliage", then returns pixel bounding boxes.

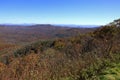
[0,19,120,80]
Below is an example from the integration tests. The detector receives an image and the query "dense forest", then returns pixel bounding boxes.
[0,19,120,80]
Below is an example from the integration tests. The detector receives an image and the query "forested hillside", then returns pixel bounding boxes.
[0,19,120,80]
[0,25,95,60]
[0,24,95,44]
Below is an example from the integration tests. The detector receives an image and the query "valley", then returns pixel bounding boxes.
[0,19,120,80]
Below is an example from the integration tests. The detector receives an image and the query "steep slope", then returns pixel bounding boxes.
[109,18,120,27]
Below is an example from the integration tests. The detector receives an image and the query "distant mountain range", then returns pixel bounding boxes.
[0,24,97,44]
[0,24,101,28]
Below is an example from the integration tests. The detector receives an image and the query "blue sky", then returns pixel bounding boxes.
[0,0,120,25]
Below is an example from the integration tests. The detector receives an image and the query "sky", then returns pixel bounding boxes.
[0,0,120,25]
